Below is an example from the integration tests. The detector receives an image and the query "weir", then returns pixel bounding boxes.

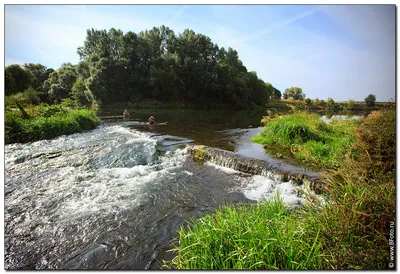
[188,145,324,192]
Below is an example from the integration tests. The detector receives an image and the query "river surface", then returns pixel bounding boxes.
[4,108,359,269]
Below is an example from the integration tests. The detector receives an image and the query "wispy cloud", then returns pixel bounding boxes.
[241,7,319,43]
[169,5,188,25]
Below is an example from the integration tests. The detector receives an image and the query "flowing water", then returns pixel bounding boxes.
[5,109,323,270]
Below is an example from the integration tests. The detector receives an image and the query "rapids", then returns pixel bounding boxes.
[5,125,311,269]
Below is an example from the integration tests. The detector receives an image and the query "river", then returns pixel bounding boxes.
[5,108,354,269]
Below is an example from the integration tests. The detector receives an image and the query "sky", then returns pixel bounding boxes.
[4,4,396,101]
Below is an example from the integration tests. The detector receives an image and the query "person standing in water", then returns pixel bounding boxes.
[148,116,156,125]
[123,109,131,120]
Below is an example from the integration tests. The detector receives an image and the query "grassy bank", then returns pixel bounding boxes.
[5,104,100,144]
[252,112,360,168]
[165,197,324,270]
[164,108,395,270]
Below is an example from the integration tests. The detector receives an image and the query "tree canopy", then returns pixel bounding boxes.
[75,26,272,108]
[282,87,305,100]
[364,94,376,107]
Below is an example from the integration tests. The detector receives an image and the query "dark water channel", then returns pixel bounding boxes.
[4,108,361,269]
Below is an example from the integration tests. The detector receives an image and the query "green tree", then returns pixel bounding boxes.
[364,94,376,107]
[23,63,54,91]
[265,83,281,100]
[346,99,356,110]
[283,87,304,100]
[44,64,78,103]
[326,97,336,109]
[5,64,34,95]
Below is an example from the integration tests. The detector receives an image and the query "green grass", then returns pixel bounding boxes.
[164,197,325,270]
[5,104,100,144]
[252,112,360,168]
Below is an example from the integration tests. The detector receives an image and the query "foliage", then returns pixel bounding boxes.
[346,99,355,110]
[307,107,395,269]
[71,78,92,107]
[23,63,54,92]
[44,63,78,103]
[5,64,34,95]
[364,94,376,107]
[265,82,281,100]
[326,97,336,110]
[5,104,99,144]
[252,112,359,168]
[165,197,324,270]
[348,107,395,181]
[76,26,272,108]
[5,88,41,106]
[282,87,305,100]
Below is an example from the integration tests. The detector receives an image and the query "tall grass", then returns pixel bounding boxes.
[252,112,360,168]
[5,104,100,144]
[164,197,325,270]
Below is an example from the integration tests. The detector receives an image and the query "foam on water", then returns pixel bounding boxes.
[205,162,240,174]
[241,175,306,207]
[5,125,192,269]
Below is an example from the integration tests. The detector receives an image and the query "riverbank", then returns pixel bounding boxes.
[266,99,393,112]
[164,107,395,270]
[5,104,100,144]
[252,112,360,169]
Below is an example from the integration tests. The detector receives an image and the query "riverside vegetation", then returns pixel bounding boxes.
[164,107,395,270]
[5,103,99,144]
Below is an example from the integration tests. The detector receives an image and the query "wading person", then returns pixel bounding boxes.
[123,109,131,120]
[148,116,156,125]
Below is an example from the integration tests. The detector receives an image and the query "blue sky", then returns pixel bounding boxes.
[5,4,395,101]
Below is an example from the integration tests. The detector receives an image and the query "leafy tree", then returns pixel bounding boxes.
[346,99,356,110]
[326,97,336,109]
[265,83,281,100]
[283,87,304,100]
[5,64,34,95]
[71,78,92,107]
[364,94,376,107]
[44,64,78,103]
[23,63,54,92]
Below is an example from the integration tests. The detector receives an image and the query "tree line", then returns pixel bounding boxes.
[5,26,283,109]
[5,25,377,109]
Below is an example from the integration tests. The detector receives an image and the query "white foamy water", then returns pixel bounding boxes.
[205,162,240,174]
[5,125,194,269]
[241,176,307,207]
